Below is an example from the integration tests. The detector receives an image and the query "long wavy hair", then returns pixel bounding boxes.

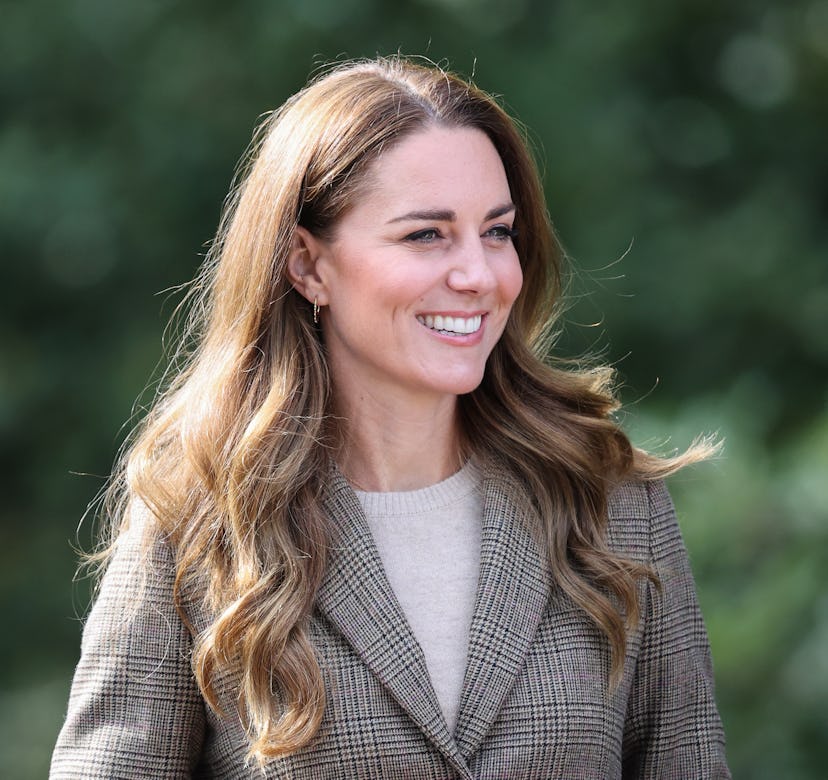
[98,56,714,764]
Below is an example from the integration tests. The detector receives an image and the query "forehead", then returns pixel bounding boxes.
[350,125,511,215]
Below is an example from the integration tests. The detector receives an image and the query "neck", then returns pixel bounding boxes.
[335,393,463,493]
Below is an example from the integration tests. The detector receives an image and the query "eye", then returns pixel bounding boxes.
[484,224,518,242]
[404,228,443,244]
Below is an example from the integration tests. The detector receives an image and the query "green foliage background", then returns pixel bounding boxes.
[2,0,827,776]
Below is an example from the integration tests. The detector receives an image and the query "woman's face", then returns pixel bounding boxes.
[315,125,523,411]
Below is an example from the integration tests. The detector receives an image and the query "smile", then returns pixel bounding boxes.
[416,313,483,336]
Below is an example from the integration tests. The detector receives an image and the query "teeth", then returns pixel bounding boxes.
[417,314,482,335]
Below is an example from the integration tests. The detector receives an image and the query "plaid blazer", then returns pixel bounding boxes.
[51,468,730,779]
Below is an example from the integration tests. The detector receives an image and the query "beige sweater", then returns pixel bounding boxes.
[355,460,482,734]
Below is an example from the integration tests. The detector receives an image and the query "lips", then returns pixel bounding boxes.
[416,313,483,335]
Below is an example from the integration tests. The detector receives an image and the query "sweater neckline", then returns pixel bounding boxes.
[353,458,480,516]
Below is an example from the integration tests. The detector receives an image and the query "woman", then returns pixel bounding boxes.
[52,56,730,778]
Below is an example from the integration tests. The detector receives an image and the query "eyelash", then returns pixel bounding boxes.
[404,225,518,244]
[404,228,442,243]
[487,225,519,242]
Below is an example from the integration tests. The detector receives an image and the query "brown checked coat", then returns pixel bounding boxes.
[51,468,730,778]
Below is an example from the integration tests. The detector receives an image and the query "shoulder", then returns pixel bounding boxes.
[606,479,681,565]
[98,499,174,597]
[607,478,673,519]
[81,501,176,642]
[52,501,206,779]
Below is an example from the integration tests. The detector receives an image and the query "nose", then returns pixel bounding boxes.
[446,237,497,295]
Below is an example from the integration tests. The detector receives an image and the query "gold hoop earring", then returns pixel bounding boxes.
[313,297,319,325]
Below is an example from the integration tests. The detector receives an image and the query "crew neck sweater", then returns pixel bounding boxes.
[354,460,483,734]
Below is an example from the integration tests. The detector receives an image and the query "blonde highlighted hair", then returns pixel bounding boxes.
[96,56,715,764]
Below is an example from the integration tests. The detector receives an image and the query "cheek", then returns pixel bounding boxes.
[500,253,524,305]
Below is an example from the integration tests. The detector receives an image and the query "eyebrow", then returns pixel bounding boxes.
[386,202,516,224]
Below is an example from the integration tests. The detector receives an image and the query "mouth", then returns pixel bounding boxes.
[416,313,483,336]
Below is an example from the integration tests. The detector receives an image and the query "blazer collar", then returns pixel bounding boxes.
[316,460,549,768]
[453,461,549,758]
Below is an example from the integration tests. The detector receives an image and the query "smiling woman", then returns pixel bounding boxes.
[51,56,730,779]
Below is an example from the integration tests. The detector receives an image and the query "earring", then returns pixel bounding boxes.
[313,297,319,325]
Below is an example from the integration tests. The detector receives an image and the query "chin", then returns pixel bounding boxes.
[433,372,486,398]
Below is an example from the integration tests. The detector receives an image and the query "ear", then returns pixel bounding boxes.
[286,226,330,306]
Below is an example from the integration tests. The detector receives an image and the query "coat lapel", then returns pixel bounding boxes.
[453,465,550,759]
[316,467,470,777]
